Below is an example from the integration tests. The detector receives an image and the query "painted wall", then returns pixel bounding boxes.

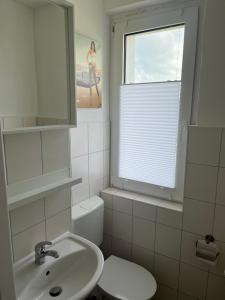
[73,0,110,124]
[197,0,225,127]
[70,0,110,207]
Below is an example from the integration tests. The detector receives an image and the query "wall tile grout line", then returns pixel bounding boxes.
[202,128,225,300]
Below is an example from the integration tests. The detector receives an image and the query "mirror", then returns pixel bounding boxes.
[0,0,75,130]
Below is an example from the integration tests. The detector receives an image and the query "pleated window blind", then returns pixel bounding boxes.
[119,81,181,189]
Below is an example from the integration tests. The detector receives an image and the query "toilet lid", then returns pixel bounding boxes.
[98,255,157,300]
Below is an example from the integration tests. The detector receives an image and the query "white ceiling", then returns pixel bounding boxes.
[104,0,174,14]
[16,0,49,8]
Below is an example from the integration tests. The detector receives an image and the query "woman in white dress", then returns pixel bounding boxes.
[86,41,99,96]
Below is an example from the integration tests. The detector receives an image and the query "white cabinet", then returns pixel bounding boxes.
[0,0,76,131]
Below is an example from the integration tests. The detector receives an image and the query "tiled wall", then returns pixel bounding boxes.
[9,189,71,262]
[4,130,72,262]
[101,126,225,300]
[70,121,110,206]
[4,130,70,183]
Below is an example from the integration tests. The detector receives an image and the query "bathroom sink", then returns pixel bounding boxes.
[14,232,104,300]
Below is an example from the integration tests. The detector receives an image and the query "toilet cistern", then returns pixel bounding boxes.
[34,241,59,265]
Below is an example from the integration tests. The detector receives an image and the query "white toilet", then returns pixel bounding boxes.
[72,196,157,300]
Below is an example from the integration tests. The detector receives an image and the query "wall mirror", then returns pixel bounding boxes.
[0,0,76,131]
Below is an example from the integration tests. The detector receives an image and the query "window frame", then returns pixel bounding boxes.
[110,7,198,202]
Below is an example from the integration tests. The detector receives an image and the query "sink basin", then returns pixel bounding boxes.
[14,232,104,300]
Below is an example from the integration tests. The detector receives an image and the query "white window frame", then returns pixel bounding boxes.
[110,6,198,202]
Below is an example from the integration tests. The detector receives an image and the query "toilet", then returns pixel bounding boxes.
[72,196,157,300]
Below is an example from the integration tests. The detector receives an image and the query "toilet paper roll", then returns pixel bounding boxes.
[196,239,219,266]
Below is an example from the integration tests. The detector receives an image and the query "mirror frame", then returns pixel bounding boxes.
[47,0,76,127]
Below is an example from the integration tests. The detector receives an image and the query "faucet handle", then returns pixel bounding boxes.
[35,241,52,253]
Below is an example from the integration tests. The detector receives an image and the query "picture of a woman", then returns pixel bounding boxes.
[86,41,99,97]
[76,34,102,108]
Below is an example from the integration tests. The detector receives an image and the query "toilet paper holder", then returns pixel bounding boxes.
[195,234,220,265]
[205,234,215,244]
[196,234,215,246]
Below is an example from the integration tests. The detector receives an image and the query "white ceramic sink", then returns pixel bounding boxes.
[14,232,104,300]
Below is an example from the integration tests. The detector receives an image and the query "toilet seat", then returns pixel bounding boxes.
[98,255,157,300]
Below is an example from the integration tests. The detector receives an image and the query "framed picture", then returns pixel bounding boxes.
[75,33,102,108]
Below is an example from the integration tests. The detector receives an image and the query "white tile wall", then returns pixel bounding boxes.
[178,292,197,300]
[220,130,225,167]
[101,126,225,299]
[10,188,71,262]
[70,121,110,206]
[155,254,180,289]
[70,123,88,158]
[155,284,178,300]
[12,222,45,261]
[6,130,73,262]
[133,217,155,250]
[46,208,71,240]
[184,164,218,203]
[155,223,181,260]
[181,231,209,271]
[209,240,225,277]
[131,245,155,272]
[183,198,214,235]
[179,263,208,300]
[112,211,132,242]
[157,207,182,229]
[206,274,225,300]
[10,199,45,235]
[88,122,103,153]
[187,126,221,166]
[45,188,71,218]
[111,237,131,259]
[71,155,89,205]
[213,205,225,242]
[113,195,133,214]
[104,208,113,235]
[216,168,225,205]
[133,201,156,221]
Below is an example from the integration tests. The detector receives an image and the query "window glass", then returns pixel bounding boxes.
[125,25,185,84]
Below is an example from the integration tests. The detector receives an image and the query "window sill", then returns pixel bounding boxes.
[102,187,183,213]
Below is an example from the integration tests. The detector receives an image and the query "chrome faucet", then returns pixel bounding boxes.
[35,241,59,265]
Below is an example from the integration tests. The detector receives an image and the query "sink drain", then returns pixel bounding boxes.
[49,286,63,297]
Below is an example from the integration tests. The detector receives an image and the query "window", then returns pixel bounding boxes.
[111,8,198,201]
[119,25,184,189]
[124,25,185,84]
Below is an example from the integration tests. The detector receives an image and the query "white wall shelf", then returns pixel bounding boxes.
[7,169,82,211]
[2,125,76,135]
